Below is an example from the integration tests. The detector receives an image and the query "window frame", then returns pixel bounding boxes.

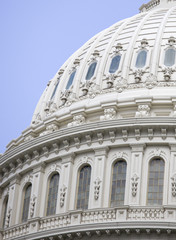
[46,172,60,216]
[76,164,92,210]
[65,70,76,90]
[21,183,32,223]
[147,158,165,206]
[164,47,176,67]
[109,54,121,74]
[85,61,97,81]
[110,159,127,207]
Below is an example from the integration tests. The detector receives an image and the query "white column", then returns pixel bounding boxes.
[90,147,109,209]
[128,144,145,206]
[168,144,176,205]
[57,154,74,213]
[31,163,45,218]
[8,175,21,226]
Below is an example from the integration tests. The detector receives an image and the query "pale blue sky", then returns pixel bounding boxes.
[0,0,145,153]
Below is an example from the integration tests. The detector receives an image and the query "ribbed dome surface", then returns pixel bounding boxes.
[31,1,176,128]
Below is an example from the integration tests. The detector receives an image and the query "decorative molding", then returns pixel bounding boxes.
[67,114,85,127]
[122,129,128,142]
[40,123,59,136]
[60,185,67,207]
[135,129,141,141]
[134,69,144,83]
[49,163,60,173]
[100,108,116,121]
[5,208,12,228]
[163,67,173,81]
[171,174,176,197]
[148,128,154,140]
[94,177,101,200]
[24,174,33,185]
[97,133,104,145]
[30,194,36,218]
[109,131,116,143]
[135,105,150,118]
[131,174,139,197]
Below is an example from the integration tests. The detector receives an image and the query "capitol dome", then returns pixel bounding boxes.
[1,0,176,239]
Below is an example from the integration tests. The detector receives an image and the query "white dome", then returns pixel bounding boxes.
[2,1,176,240]
[30,0,176,134]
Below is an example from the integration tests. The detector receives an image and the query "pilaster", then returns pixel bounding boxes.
[91,147,109,208]
[129,144,145,206]
[168,144,176,205]
[31,163,45,218]
[8,174,21,226]
[58,154,74,213]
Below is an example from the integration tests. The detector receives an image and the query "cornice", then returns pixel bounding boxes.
[0,117,176,186]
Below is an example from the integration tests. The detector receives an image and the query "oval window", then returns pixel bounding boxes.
[164,48,176,67]
[86,62,97,80]
[135,50,147,68]
[66,70,76,90]
[109,55,121,73]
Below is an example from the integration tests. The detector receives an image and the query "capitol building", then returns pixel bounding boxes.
[2,0,176,239]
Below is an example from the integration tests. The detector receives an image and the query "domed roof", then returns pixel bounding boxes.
[31,0,176,128]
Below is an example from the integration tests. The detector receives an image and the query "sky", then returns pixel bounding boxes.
[0,0,146,154]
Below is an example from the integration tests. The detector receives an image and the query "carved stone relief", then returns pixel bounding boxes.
[60,185,67,207]
[67,114,85,127]
[171,174,176,197]
[30,195,36,218]
[94,177,101,200]
[135,105,150,118]
[5,208,12,228]
[131,174,139,197]
[100,108,116,121]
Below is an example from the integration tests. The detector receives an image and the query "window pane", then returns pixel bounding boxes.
[111,160,127,207]
[46,173,59,216]
[135,50,147,68]
[147,159,164,205]
[22,184,32,222]
[76,166,91,210]
[86,62,97,80]
[66,70,76,90]
[109,55,121,73]
[164,48,176,67]
[50,80,60,100]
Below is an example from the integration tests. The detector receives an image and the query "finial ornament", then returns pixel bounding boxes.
[140,0,176,12]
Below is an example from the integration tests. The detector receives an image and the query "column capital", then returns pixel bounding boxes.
[94,147,109,157]
[130,143,146,152]
[169,143,176,152]
[61,153,75,164]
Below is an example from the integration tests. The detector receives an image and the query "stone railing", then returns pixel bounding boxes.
[39,214,71,231]
[2,207,176,239]
[3,223,29,240]
[81,209,116,223]
[127,207,165,220]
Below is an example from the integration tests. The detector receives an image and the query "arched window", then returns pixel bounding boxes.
[22,184,32,222]
[46,173,59,216]
[76,165,91,210]
[50,80,60,100]
[164,48,176,67]
[66,70,76,90]
[147,159,165,205]
[111,160,127,207]
[109,55,121,73]
[135,50,147,68]
[86,62,97,80]
[2,196,8,228]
